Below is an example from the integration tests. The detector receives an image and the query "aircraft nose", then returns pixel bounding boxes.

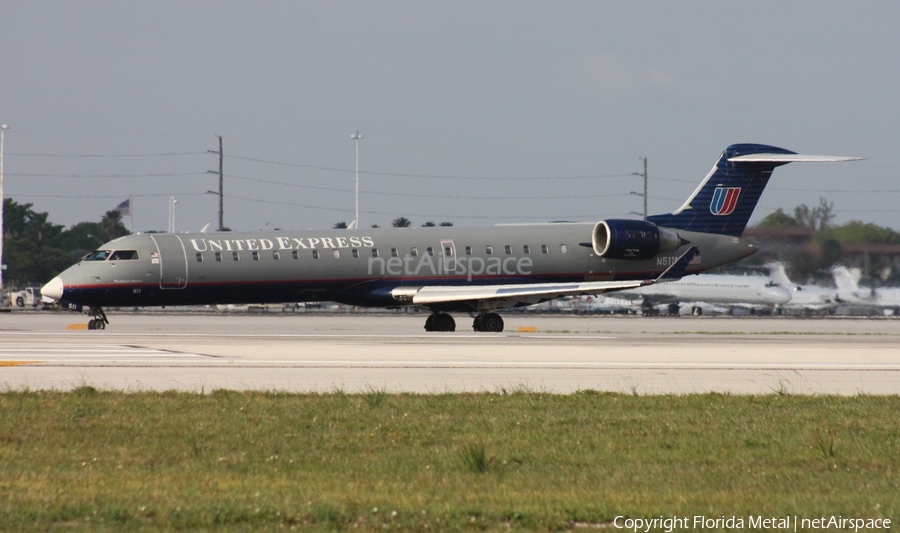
[41,276,64,302]
[767,286,792,304]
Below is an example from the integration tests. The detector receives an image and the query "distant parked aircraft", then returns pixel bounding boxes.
[832,266,900,314]
[615,273,791,315]
[766,263,839,311]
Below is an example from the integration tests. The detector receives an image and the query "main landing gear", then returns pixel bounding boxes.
[424,313,456,332]
[86,306,109,331]
[472,312,504,333]
[423,312,505,333]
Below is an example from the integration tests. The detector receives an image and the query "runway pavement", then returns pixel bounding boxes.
[1,310,898,395]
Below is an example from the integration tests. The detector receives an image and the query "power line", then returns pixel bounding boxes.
[226,153,630,181]
[11,192,210,199]
[221,192,629,220]
[7,172,207,178]
[7,151,206,158]
[225,173,633,200]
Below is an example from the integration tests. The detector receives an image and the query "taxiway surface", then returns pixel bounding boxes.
[1,311,898,394]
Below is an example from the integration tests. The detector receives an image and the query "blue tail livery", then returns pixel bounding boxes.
[647,144,864,237]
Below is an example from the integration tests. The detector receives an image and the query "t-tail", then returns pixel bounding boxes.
[647,144,865,237]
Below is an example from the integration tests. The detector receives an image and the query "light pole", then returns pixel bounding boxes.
[351,131,363,229]
[168,196,178,233]
[0,124,8,289]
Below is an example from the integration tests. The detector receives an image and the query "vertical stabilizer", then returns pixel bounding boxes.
[647,144,864,237]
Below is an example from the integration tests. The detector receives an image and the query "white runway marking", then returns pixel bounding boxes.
[0,332,617,340]
[0,344,206,360]
[245,360,900,370]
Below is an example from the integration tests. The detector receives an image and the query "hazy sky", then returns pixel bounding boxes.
[1,2,897,234]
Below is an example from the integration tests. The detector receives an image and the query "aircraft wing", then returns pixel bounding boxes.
[398,247,698,309]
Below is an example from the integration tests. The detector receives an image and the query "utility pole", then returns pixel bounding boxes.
[351,131,363,229]
[207,135,224,230]
[0,124,7,289]
[630,157,648,220]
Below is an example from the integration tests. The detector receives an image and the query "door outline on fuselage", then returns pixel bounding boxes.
[151,234,188,289]
[440,240,459,275]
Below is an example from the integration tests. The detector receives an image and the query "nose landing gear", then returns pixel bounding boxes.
[86,306,109,331]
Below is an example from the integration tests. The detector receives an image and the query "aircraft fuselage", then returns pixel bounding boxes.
[49,223,755,312]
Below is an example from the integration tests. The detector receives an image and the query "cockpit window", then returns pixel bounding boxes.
[109,250,139,261]
[84,250,112,261]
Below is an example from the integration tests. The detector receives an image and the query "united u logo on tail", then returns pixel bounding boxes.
[710,187,741,216]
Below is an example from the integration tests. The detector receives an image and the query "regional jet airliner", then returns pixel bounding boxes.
[42,144,863,332]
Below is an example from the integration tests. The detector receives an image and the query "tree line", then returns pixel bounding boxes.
[333,218,453,229]
[2,199,129,286]
[753,198,900,283]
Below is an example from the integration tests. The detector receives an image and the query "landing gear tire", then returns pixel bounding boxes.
[425,313,455,332]
[86,306,109,331]
[473,313,504,332]
[691,306,703,316]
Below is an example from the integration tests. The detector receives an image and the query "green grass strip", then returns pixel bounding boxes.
[0,388,897,531]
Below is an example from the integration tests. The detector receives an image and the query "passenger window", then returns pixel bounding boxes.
[560,244,567,254]
[196,253,203,262]
[233,252,240,261]
[391,248,399,258]
[485,246,493,255]
[523,245,531,254]
[252,251,260,261]
[312,250,320,259]
[444,246,453,257]
[541,244,549,254]
[427,247,434,256]
[273,251,280,260]
[292,250,300,260]
[215,252,222,262]
[352,249,359,258]
[372,249,379,258]
[504,245,512,255]
[333,250,340,259]
[410,247,419,257]
[465,246,472,256]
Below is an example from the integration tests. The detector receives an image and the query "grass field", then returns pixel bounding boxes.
[1,388,897,532]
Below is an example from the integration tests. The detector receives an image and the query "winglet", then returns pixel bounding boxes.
[644,246,698,285]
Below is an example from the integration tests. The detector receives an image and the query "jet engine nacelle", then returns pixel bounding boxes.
[592,219,684,260]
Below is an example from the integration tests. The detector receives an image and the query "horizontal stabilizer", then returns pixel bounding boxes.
[728,154,866,163]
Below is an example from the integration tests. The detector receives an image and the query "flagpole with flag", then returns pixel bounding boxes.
[115,198,133,233]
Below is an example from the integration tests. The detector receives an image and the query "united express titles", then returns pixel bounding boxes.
[189,236,375,253]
